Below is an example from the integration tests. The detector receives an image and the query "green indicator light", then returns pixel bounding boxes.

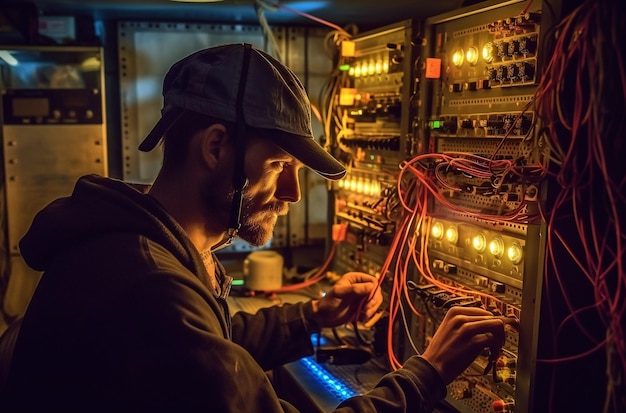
[232,279,245,286]
[432,120,441,129]
[339,64,351,71]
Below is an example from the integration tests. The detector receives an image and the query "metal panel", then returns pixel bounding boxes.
[3,124,107,251]
[414,2,554,411]
[0,45,108,320]
[284,26,334,247]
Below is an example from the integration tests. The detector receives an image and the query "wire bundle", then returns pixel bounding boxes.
[373,159,518,370]
[534,0,626,410]
[400,151,542,223]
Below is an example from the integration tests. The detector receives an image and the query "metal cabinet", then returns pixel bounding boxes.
[0,45,107,318]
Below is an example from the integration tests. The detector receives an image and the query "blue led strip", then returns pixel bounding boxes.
[298,356,359,401]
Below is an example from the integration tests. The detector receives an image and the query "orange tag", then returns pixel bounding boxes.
[425,58,442,79]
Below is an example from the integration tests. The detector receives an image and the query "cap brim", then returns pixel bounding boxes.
[138,106,185,152]
[140,108,346,180]
[270,131,346,180]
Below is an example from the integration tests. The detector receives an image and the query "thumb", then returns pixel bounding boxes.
[332,281,375,297]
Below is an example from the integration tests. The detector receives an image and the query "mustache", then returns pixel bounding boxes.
[264,202,289,216]
[239,194,289,216]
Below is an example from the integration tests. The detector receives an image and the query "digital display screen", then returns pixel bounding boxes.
[63,92,88,108]
[12,98,49,117]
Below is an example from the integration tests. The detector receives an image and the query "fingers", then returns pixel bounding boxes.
[422,307,508,384]
[332,274,378,298]
[333,282,376,297]
[360,296,383,321]
[470,319,506,350]
[336,272,378,287]
[440,308,507,352]
[445,305,493,318]
[362,309,384,328]
[328,272,383,323]
[455,315,506,366]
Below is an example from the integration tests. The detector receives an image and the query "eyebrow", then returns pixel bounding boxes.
[264,142,302,167]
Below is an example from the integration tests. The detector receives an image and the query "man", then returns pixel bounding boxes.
[2,44,504,412]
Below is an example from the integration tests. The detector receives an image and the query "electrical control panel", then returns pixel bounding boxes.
[409,1,556,412]
[331,18,419,260]
[329,19,420,325]
[327,1,561,412]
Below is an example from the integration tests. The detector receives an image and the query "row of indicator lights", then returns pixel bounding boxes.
[347,41,535,75]
[337,176,382,197]
[452,46,481,67]
[344,58,390,77]
[299,356,359,401]
[431,222,523,264]
[451,38,536,68]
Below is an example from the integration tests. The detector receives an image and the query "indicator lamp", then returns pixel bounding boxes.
[507,242,523,264]
[445,227,458,244]
[431,222,444,239]
[472,233,487,252]
[466,46,479,65]
[452,48,464,67]
[482,42,495,63]
[489,237,504,258]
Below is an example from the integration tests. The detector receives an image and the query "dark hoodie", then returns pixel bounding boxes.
[2,175,445,413]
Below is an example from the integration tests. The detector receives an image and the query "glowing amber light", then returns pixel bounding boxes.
[349,177,357,192]
[507,242,523,264]
[356,178,364,194]
[382,60,389,73]
[368,60,376,75]
[372,181,381,196]
[363,179,371,195]
[375,59,382,74]
[431,222,444,240]
[445,227,458,244]
[466,46,479,65]
[452,49,464,68]
[472,233,487,252]
[482,42,495,63]
[489,237,504,257]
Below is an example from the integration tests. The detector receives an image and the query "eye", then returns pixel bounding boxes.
[271,161,287,171]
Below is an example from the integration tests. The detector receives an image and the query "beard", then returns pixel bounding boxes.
[236,192,287,246]
[201,177,287,247]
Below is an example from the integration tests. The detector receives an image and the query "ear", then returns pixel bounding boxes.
[198,124,230,169]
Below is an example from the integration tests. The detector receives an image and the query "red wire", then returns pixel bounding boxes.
[535,3,626,406]
[261,242,338,294]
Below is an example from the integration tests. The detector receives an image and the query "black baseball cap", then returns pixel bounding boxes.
[138,43,346,180]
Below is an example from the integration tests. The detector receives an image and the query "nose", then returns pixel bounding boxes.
[275,166,301,203]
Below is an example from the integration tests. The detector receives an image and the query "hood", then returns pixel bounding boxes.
[19,174,201,275]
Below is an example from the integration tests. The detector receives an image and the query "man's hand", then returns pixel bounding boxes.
[311,272,383,328]
[421,306,506,384]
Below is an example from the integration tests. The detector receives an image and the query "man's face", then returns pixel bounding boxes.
[233,136,303,246]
